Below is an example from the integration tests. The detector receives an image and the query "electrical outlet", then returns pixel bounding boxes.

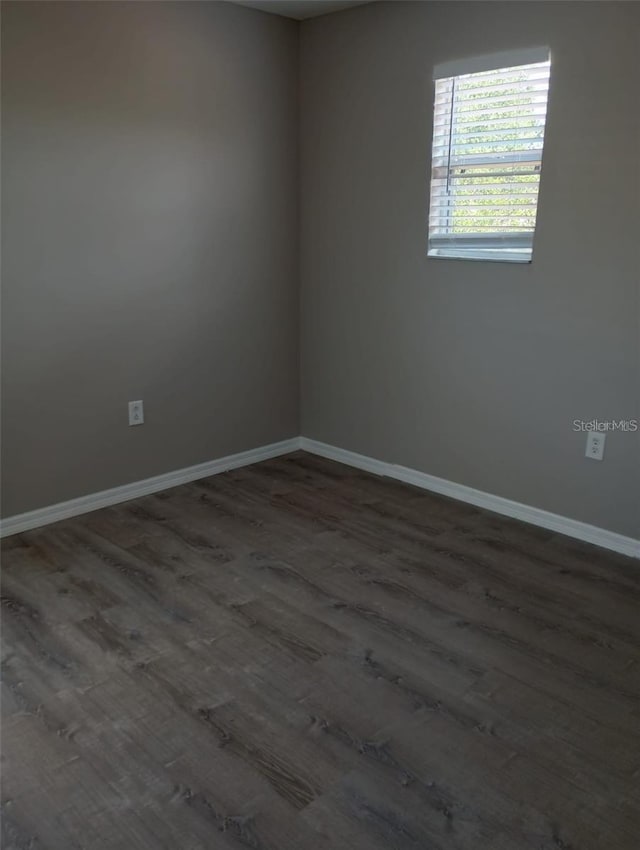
[128,400,144,426]
[585,430,605,461]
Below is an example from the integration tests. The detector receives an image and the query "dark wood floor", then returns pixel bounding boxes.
[2,451,639,850]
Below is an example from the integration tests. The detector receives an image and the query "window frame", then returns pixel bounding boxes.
[427,48,551,265]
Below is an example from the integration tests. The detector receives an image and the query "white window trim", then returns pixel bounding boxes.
[427,48,551,265]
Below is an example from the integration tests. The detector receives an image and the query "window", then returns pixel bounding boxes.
[428,47,551,263]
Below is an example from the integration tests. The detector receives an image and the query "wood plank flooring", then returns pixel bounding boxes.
[2,451,639,850]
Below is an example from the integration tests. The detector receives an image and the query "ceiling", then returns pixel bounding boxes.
[228,1,374,20]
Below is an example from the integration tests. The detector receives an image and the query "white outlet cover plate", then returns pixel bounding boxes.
[585,430,605,460]
[128,400,144,426]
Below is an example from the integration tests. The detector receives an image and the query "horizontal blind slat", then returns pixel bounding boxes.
[436,171,542,180]
[446,139,545,152]
[432,120,547,137]
[430,202,539,211]
[434,98,550,117]
[435,84,549,105]
[434,185,540,194]
[433,117,547,133]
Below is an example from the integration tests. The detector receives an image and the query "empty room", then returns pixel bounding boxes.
[1,0,639,847]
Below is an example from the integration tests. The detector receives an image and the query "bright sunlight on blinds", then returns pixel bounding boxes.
[428,48,551,263]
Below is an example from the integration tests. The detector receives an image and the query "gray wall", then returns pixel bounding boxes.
[300,1,640,537]
[3,0,638,539]
[2,1,299,516]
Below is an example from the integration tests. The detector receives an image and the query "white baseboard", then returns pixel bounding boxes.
[0,438,302,538]
[299,437,640,559]
[3,434,637,559]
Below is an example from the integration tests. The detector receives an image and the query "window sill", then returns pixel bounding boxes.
[427,249,532,264]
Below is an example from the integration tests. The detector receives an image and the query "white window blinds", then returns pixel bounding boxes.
[428,48,551,263]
